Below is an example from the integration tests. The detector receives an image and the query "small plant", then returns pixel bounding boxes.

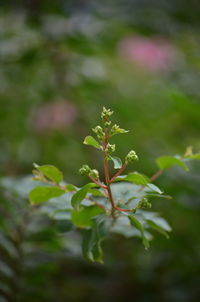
[29,108,200,263]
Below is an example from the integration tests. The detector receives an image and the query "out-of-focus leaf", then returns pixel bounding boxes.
[128,214,149,249]
[185,153,200,160]
[35,164,63,184]
[0,234,18,259]
[110,182,146,207]
[146,193,172,200]
[71,183,96,210]
[156,156,189,171]
[146,217,172,239]
[110,156,122,169]
[72,205,104,228]
[147,183,163,194]
[29,186,65,204]
[111,216,153,240]
[65,184,77,192]
[116,172,149,185]
[82,214,112,263]
[83,136,101,149]
[88,188,105,196]
[184,146,200,160]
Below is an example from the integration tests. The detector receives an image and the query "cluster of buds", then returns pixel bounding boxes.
[89,169,99,180]
[111,124,129,136]
[105,143,115,154]
[138,198,152,209]
[125,150,138,164]
[92,125,104,140]
[79,164,91,176]
[101,107,113,127]
[79,165,99,180]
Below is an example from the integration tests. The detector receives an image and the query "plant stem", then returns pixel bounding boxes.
[150,170,163,182]
[86,197,107,211]
[102,128,132,215]
[110,163,126,183]
[89,177,107,189]
[103,129,116,211]
[113,206,134,212]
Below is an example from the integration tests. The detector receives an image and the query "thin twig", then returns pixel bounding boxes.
[89,176,107,189]
[110,163,127,183]
[150,170,163,182]
[103,128,116,216]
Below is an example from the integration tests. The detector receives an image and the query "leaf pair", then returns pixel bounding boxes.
[128,212,172,249]
[82,215,112,263]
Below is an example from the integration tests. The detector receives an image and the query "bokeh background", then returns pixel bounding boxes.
[1,1,200,301]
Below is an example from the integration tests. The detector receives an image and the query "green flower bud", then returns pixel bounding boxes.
[92,125,104,139]
[125,150,138,164]
[89,169,99,180]
[139,198,152,209]
[79,164,91,176]
[101,107,113,123]
[111,124,129,136]
[104,121,111,127]
[106,143,115,154]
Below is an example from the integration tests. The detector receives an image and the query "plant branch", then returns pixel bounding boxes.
[136,169,164,194]
[113,206,134,212]
[150,170,163,182]
[89,177,107,189]
[86,196,107,211]
[103,128,116,212]
[110,163,126,183]
[102,129,133,214]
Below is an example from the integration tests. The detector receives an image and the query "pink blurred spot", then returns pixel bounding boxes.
[118,36,177,72]
[32,100,78,133]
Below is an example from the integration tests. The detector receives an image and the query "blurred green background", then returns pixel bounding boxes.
[0,1,200,301]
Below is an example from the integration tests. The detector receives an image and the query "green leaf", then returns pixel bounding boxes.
[71,183,96,210]
[35,164,63,184]
[82,214,112,263]
[65,184,77,192]
[147,183,163,194]
[128,215,149,249]
[110,156,122,169]
[29,186,65,204]
[146,218,172,239]
[88,188,105,196]
[72,206,104,228]
[83,136,101,149]
[115,172,149,186]
[156,156,189,171]
[126,172,149,185]
[111,216,153,240]
[145,193,172,200]
[185,153,200,160]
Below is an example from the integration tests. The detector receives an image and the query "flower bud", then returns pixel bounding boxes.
[92,125,104,139]
[139,198,152,209]
[125,150,138,164]
[89,169,99,180]
[104,121,111,127]
[111,124,129,136]
[101,107,113,123]
[106,143,115,154]
[79,164,91,176]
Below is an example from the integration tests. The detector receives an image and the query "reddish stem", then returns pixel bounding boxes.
[103,129,116,211]
[110,163,127,183]
[102,128,134,215]
[113,206,133,212]
[89,177,107,189]
[150,170,163,182]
